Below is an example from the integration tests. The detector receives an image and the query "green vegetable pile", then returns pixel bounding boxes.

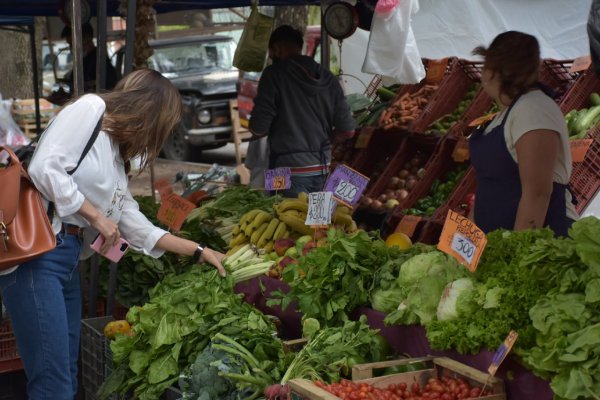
[351,84,401,128]
[98,266,280,400]
[268,230,406,326]
[404,166,467,217]
[565,92,600,139]
[427,84,479,134]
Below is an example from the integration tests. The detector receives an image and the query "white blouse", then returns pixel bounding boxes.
[28,94,167,260]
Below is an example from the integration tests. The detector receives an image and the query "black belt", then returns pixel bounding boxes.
[60,223,84,238]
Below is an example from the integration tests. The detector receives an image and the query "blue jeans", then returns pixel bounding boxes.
[281,174,327,198]
[0,232,82,400]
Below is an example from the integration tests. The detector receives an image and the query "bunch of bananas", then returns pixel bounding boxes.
[229,209,290,252]
[229,193,358,251]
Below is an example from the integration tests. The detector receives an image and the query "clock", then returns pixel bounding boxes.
[323,2,359,40]
[59,0,92,26]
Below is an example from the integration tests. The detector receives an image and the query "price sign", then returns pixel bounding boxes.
[437,210,487,272]
[153,178,173,200]
[355,127,375,149]
[324,164,370,208]
[488,331,518,376]
[570,138,593,163]
[305,192,336,227]
[157,193,196,231]
[569,56,592,73]
[468,112,499,128]
[264,168,291,191]
[396,215,422,237]
[426,58,449,84]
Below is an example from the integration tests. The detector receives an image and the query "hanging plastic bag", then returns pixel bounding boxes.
[0,99,30,151]
[233,5,274,72]
[375,0,399,15]
[362,0,425,84]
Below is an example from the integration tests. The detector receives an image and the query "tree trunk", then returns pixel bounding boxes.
[274,6,308,34]
[0,17,44,99]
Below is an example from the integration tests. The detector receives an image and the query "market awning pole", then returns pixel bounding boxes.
[71,0,84,97]
[28,23,41,135]
[320,7,330,71]
[96,0,108,91]
[123,0,136,75]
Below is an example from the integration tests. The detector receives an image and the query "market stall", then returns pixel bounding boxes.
[1,1,599,400]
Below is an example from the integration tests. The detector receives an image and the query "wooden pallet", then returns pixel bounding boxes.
[17,121,48,138]
[288,357,506,400]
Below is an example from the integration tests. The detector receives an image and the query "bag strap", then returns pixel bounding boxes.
[47,114,104,219]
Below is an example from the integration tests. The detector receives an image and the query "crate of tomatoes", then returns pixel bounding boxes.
[288,357,505,400]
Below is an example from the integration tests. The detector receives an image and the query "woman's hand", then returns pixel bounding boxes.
[92,215,121,254]
[199,247,227,277]
[78,199,121,253]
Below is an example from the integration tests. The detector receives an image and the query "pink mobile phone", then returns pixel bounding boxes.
[90,235,130,263]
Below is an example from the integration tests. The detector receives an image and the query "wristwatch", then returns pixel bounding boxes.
[192,243,206,264]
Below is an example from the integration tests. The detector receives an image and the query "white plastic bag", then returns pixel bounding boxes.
[362,0,425,84]
[0,99,30,150]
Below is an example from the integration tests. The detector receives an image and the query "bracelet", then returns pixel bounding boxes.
[192,243,206,264]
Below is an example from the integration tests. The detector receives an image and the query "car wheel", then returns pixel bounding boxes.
[162,125,199,161]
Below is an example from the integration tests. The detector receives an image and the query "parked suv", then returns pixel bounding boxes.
[148,35,238,161]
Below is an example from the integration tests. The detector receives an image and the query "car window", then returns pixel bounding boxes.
[150,39,236,76]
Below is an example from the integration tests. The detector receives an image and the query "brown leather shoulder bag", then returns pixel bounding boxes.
[0,146,55,270]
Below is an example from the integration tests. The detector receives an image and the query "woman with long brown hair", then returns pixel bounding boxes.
[0,69,225,399]
[469,31,575,236]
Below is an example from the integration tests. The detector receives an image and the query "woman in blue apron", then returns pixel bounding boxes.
[469,31,573,236]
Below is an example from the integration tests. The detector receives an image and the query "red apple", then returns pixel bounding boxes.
[273,238,296,257]
[278,256,298,270]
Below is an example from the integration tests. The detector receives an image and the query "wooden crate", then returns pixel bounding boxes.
[289,357,506,400]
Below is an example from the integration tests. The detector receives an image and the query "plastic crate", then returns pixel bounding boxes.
[559,64,600,113]
[362,134,439,209]
[386,134,467,235]
[410,59,479,134]
[538,59,580,103]
[351,128,407,188]
[570,124,600,214]
[377,58,454,133]
[0,319,22,373]
[81,316,114,400]
[363,75,383,101]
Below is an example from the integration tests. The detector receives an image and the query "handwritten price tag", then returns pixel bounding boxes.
[468,112,498,128]
[157,193,196,231]
[488,330,518,376]
[426,58,449,84]
[153,178,173,200]
[324,164,370,208]
[570,138,593,163]
[437,210,487,272]
[305,192,336,227]
[569,56,592,73]
[396,215,422,237]
[264,168,291,191]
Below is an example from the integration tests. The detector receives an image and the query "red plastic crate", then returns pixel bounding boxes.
[363,134,440,209]
[559,64,600,113]
[364,75,384,101]
[351,128,407,188]
[0,319,22,373]
[570,124,600,214]
[410,59,478,133]
[539,59,580,103]
[432,166,477,219]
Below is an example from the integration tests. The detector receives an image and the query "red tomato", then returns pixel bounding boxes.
[470,388,482,397]
[398,383,408,391]
[412,382,421,393]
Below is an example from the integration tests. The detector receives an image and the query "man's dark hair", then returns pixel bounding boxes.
[269,25,303,50]
[61,22,94,40]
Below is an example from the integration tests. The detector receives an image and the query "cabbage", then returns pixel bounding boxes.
[436,278,475,321]
[371,289,404,313]
[397,252,455,287]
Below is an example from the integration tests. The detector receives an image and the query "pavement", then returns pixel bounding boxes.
[129,142,248,197]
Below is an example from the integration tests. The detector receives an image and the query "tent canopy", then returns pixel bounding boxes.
[0,0,319,16]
